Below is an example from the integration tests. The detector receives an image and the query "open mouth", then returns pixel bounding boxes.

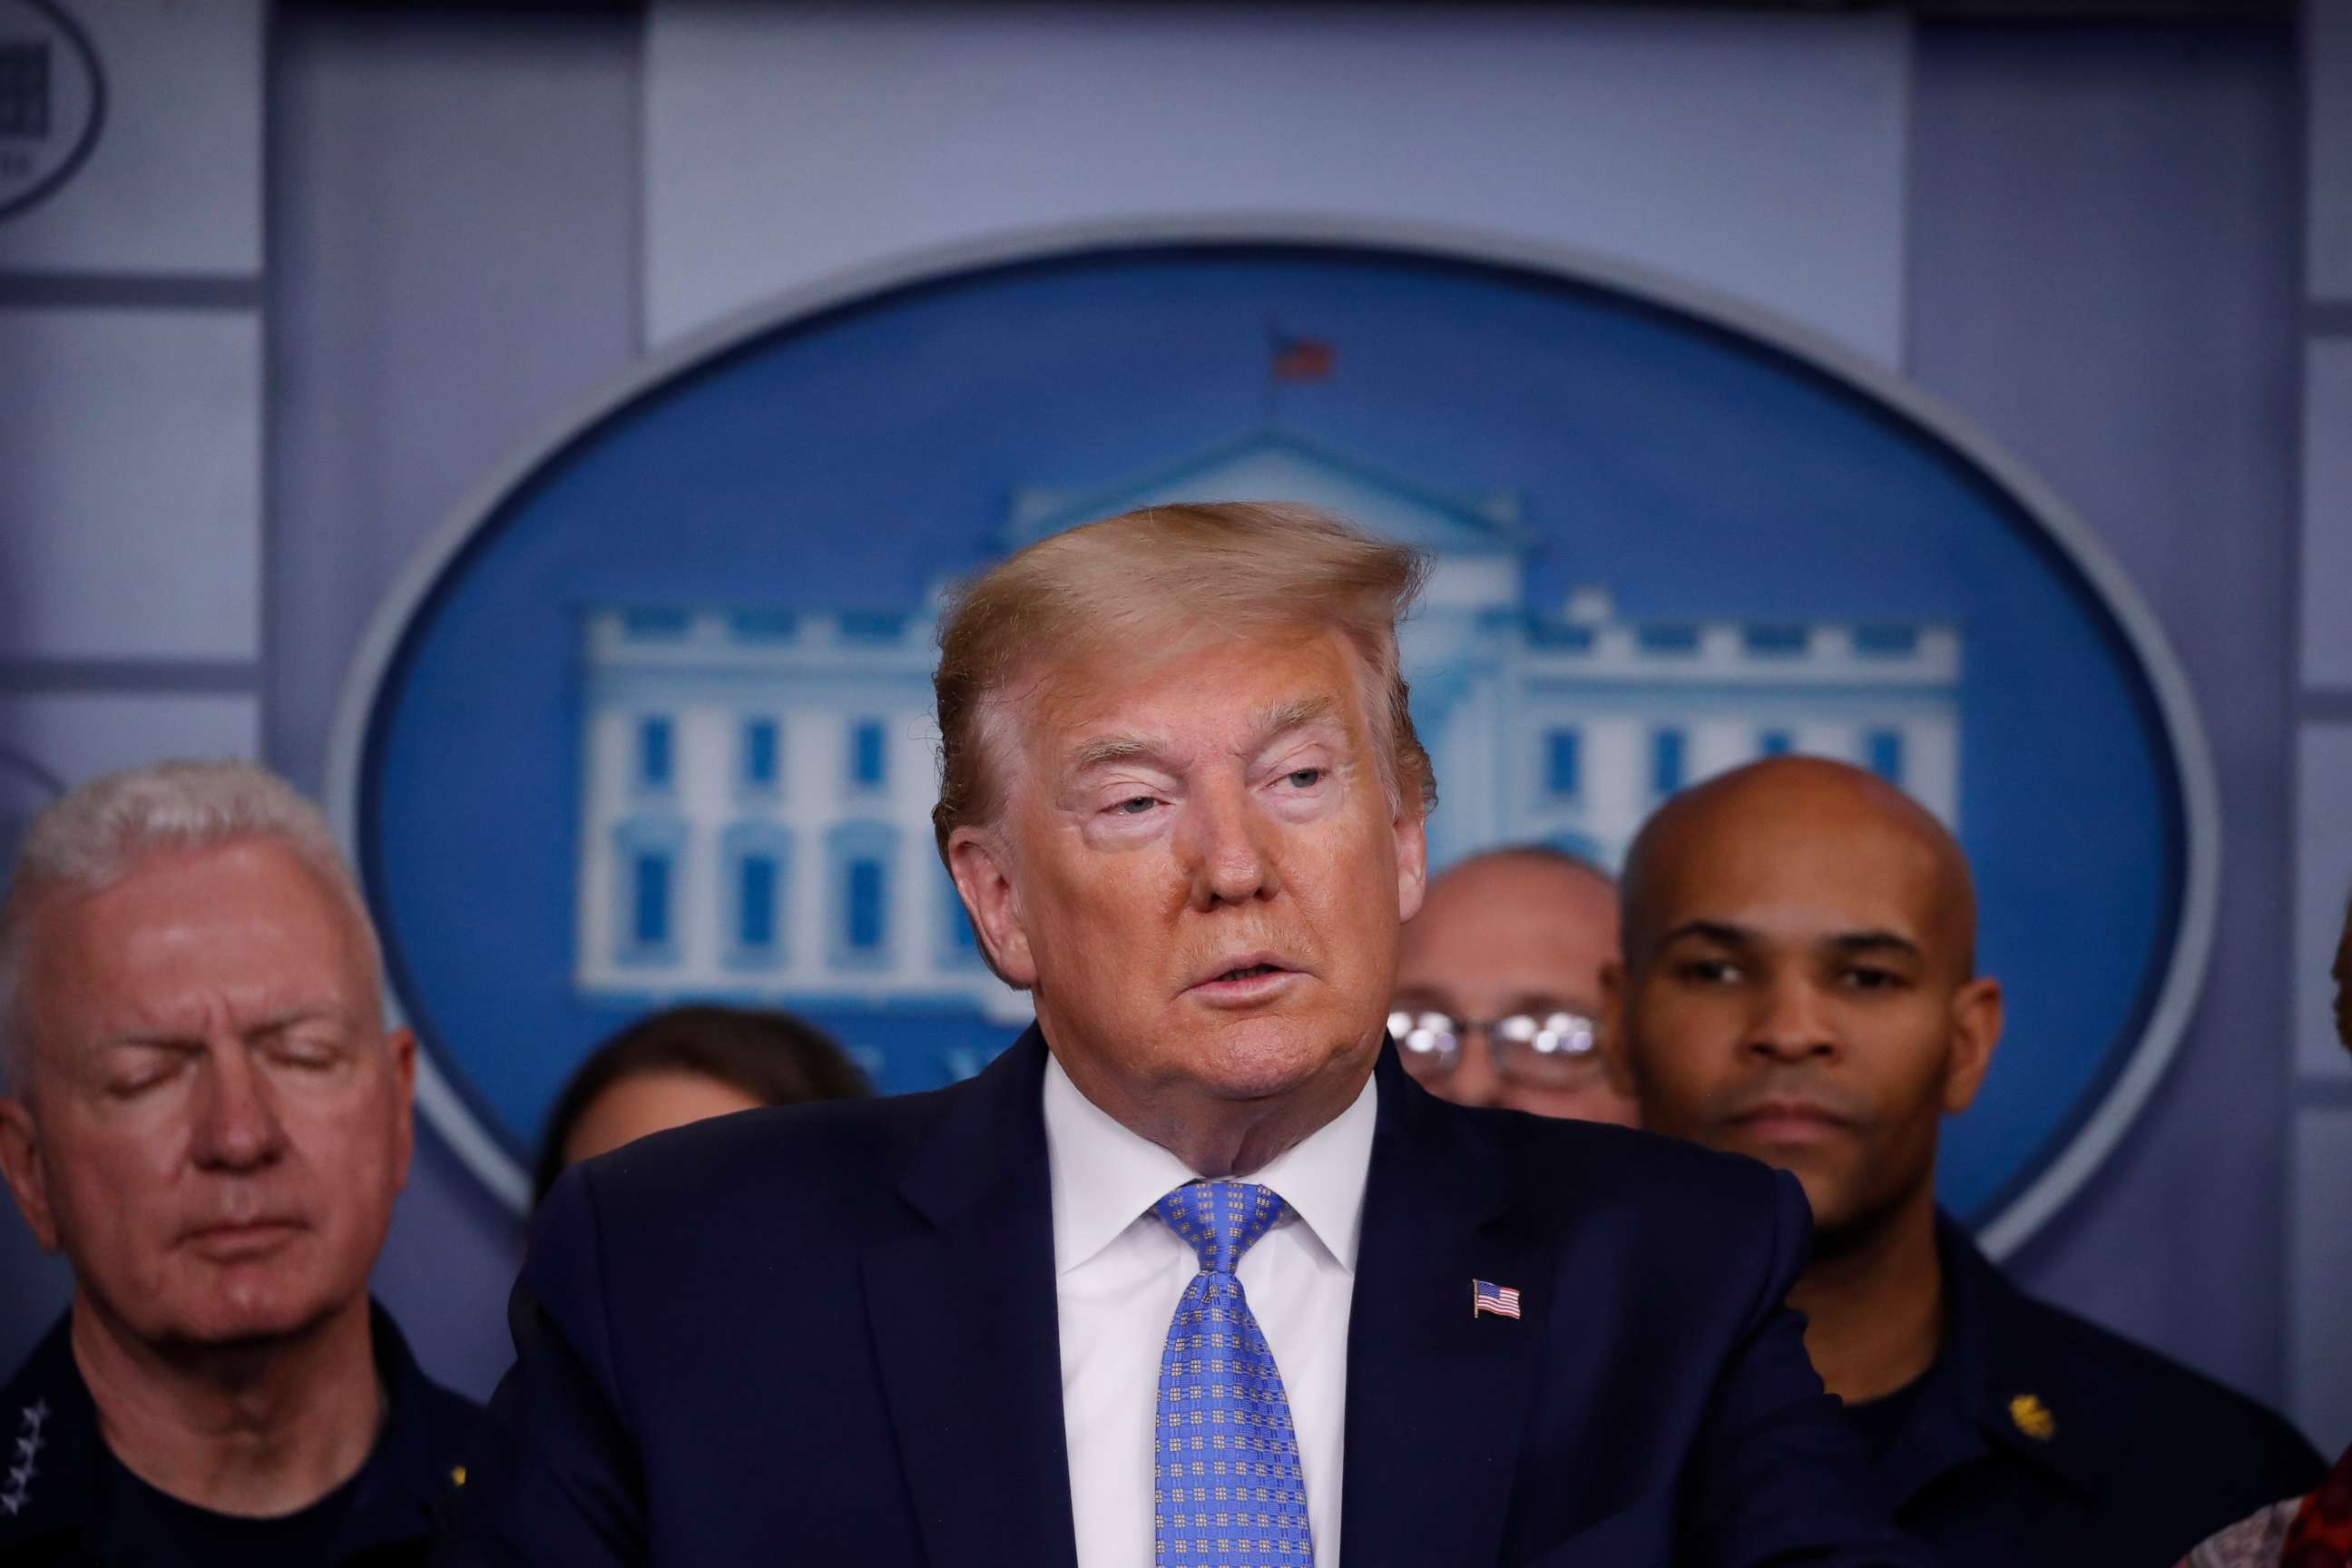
[1215,963,1286,984]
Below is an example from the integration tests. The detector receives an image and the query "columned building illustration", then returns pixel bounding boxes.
[573,431,1960,1013]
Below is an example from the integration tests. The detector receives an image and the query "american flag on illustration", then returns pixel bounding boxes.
[1473,1279,1522,1319]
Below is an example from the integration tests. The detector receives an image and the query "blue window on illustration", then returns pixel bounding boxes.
[730,607,798,642]
[622,607,691,638]
[1853,625,1920,657]
[739,856,776,949]
[637,716,673,789]
[851,720,887,789]
[721,822,790,967]
[1545,730,1583,798]
[828,822,897,971]
[1636,624,1700,653]
[1867,729,1906,783]
[632,855,670,946]
[1743,624,1808,656]
[1759,729,1795,757]
[741,718,779,791]
[1528,621,1594,652]
[612,813,685,966]
[848,860,887,950]
[1651,730,1686,797]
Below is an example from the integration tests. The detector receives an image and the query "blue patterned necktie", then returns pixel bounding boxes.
[1151,1181,1314,1567]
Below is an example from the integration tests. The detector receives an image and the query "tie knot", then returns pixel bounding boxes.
[1152,1181,1287,1276]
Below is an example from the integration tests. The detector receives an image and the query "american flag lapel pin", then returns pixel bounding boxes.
[1472,1279,1522,1319]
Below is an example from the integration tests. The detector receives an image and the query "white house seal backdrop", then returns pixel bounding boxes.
[332,225,2215,1242]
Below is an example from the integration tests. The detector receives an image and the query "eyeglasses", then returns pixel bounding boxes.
[1387,1008,1603,1087]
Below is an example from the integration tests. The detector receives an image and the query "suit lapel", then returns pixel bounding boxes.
[864,1028,1079,1568]
[1341,1051,1553,1566]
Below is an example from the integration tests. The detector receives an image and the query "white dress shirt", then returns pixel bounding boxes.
[1044,1055,1376,1568]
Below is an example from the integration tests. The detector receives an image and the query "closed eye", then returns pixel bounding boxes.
[105,1046,195,1097]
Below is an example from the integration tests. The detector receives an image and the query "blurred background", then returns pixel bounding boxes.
[0,0,2347,1456]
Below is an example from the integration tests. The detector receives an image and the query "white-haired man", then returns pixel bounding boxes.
[442,504,1925,1566]
[0,760,478,1565]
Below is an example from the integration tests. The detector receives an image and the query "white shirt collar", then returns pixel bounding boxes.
[1042,1049,1377,1279]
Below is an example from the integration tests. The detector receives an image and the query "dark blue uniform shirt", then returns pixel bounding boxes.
[0,1300,480,1567]
[1859,1215,2324,1568]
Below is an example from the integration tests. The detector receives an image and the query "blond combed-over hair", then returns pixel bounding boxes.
[931,501,1436,864]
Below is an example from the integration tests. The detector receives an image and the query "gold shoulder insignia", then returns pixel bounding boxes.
[2007,1393,2056,1441]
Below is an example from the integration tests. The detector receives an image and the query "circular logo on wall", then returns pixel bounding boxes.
[332,222,2217,1250]
[0,0,102,224]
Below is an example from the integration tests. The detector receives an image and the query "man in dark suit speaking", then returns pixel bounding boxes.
[438,503,1923,1567]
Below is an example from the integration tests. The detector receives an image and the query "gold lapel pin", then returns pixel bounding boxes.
[2006,1393,2056,1441]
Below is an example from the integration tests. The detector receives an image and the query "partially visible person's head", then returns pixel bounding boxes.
[936,503,1434,1171]
[1392,845,1636,1125]
[2336,889,2352,1054]
[1603,757,2000,1252]
[536,1004,867,1198]
[0,760,414,1351]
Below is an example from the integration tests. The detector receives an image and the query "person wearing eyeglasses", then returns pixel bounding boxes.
[1390,844,1638,1125]
[1602,755,2320,1568]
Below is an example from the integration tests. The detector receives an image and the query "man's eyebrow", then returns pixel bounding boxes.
[1061,697,1341,778]
[1824,931,1923,961]
[1063,734,1175,775]
[100,1031,201,1052]
[1654,919,1756,950]
[104,1004,346,1050]
[1242,696,1341,755]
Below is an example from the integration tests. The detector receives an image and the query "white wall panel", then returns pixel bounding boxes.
[644,4,1909,361]
[0,309,260,660]
[0,692,258,783]
[2308,342,2352,687]
[0,0,264,275]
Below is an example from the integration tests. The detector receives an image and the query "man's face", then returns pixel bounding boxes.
[952,628,1426,1162]
[1393,855,1636,1124]
[0,838,415,1348]
[1604,804,1997,1241]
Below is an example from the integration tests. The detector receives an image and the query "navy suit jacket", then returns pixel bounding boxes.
[436,1031,1925,1567]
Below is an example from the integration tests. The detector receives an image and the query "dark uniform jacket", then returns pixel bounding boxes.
[0,1300,480,1566]
[437,1028,1928,1567]
[1878,1216,2324,1567]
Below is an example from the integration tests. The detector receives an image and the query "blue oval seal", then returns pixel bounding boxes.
[330,221,2217,1250]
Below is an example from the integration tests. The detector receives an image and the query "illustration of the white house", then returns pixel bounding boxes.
[573,430,1960,1019]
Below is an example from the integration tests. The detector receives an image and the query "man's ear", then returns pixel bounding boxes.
[1598,958,1639,1106]
[1941,976,2004,1115]
[386,1026,417,1192]
[949,828,1037,987]
[1393,808,1428,925]
[0,1092,60,1253]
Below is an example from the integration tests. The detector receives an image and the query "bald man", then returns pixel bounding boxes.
[1392,847,1637,1124]
[1603,757,2319,1568]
